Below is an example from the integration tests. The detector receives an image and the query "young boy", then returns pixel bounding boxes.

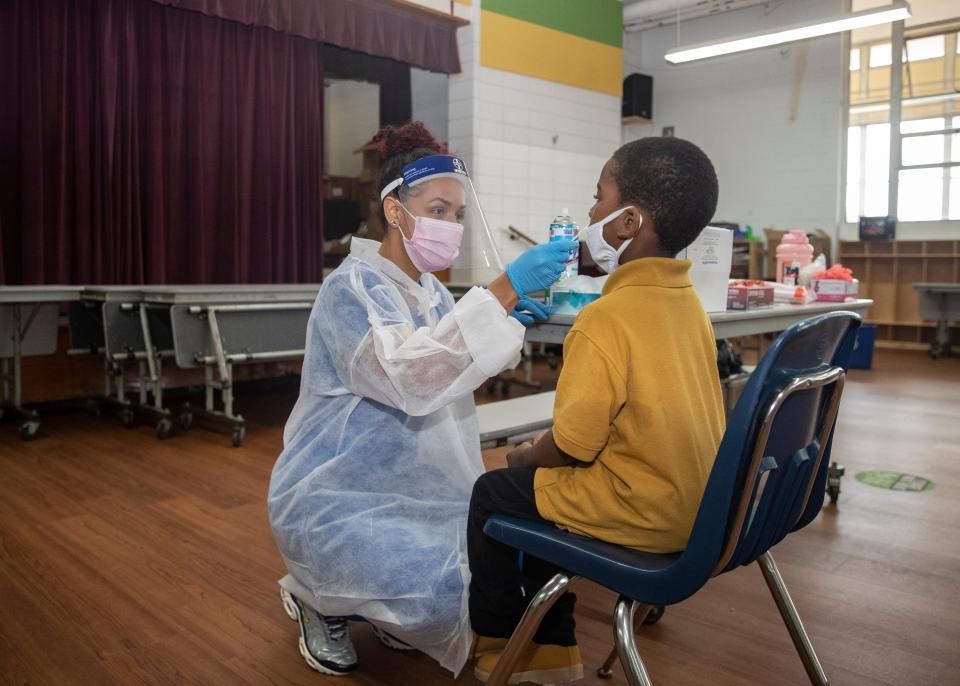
[468,137,725,684]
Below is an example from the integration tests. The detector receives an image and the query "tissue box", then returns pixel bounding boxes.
[550,291,602,314]
[677,226,734,313]
[727,281,774,310]
[811,279,858,302]
[548,275,607,315]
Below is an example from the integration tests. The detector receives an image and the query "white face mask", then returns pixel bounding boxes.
[579,206,638,274]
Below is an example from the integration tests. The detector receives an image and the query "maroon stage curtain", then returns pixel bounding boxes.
[0,0,325,284]
[144,0,463,75]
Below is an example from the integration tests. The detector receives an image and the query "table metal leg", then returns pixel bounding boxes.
[137,360,148,406]
[3,305,41,440]
[2,357,10,407]
[925,294,951,359]
[192,309,246,446]
[205,365,215,412]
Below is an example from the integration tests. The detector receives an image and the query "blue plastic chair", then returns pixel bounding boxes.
[483,311,861,686]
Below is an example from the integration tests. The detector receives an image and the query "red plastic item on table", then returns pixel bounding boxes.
[813,264,854,282]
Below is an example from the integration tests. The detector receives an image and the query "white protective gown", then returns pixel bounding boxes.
[268,238,525,674]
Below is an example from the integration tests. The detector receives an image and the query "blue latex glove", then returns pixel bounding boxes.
[505,240,578,296]
[510,298,554,326]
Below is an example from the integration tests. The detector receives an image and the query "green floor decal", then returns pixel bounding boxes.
[855,471,935,492]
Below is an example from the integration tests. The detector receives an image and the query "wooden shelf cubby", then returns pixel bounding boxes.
[837,240,960,350]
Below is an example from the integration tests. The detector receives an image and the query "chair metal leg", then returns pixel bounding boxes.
[485,573,578,686]
[611,597,654,686]
[758,552,829,686]
[597,598,652,679]
[598,644,619,679]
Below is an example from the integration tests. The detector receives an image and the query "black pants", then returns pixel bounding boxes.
[467,466,577,646]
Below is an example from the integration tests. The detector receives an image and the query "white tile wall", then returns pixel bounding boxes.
[473,134,608,258]
[446,2,623,278]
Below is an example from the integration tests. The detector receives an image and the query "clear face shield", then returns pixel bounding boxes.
[380,155,503,285]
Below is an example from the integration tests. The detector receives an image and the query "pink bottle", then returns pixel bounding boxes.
[776,230,814,286]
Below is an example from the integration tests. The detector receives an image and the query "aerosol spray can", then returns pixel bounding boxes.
[546,208,579,306]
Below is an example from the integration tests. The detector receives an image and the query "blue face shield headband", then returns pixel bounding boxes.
[380,155,503,272]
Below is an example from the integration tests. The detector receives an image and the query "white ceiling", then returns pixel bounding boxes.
[622,0,959,37]
[622,0,778,32]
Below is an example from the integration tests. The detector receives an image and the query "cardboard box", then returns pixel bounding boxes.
[677,226,734,313]
[811,278,859,302]
[325,176,358,201]
[354,139,381,184]
[727,281,774,310]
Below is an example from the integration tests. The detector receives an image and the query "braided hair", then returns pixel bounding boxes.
[374,122,447,222]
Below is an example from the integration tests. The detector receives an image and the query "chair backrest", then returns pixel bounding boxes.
[646,311,861,601]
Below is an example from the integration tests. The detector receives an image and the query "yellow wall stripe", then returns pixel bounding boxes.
[480,10,622,97]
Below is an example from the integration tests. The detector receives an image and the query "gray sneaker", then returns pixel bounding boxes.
[369,623,415,651]
[280,587,358,675]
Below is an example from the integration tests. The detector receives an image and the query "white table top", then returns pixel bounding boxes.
[140,284,323,304]
[78,284,324,304]
[476,391,556,443]
[80,285,176,302]
[525,299,873,344]
[0,286,82,304]
[913,282,960,293]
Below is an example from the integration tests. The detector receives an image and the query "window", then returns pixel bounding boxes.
[898,168,943,221]
[849,48,861,71]
[845,127,862,222]
[952,116,960,220]
[901,117,944,167]
[864,123,890,218]
[953,115,960,163]
[905,35,945,62]
[869,42,892,68]
[950,167,960,220]
[864,37,945,68]
[846,30,960,223]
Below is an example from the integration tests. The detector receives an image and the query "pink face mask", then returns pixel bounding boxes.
[396,204,464,274]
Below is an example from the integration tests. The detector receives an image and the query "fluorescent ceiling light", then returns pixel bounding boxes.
[665,2,911,64]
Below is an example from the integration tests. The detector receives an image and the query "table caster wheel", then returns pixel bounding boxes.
[120,407,136,428]
[597,667,614,679]
[178,411,193,431]
[85,398,101,416]
[642,605,665,626]
[19,420,40,441]
[827,485,840,504]
[548,359,559,370]
[231,426,245,447]
[155,417,173,440]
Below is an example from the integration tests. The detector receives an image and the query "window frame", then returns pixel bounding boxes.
[844,23,960,223]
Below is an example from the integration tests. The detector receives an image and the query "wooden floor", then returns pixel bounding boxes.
[1,350,958,685]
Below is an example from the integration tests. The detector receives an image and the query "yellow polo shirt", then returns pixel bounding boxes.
[534,258,725,553]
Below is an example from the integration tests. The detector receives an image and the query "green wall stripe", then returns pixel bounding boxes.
[482,0,622,48]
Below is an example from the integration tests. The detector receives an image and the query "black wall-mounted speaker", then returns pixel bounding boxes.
[622,73,653,120]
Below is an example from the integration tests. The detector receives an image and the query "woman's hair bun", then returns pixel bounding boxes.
[373,121,447,160]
